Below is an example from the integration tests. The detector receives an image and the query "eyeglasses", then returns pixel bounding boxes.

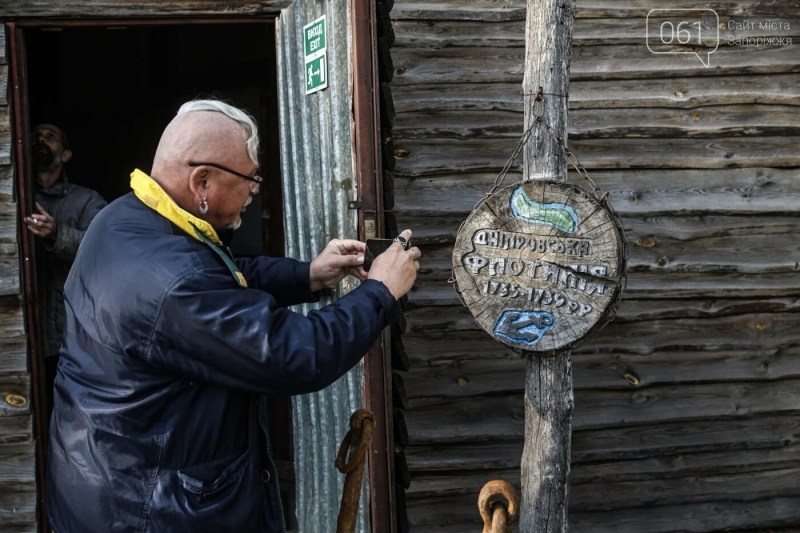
[188,161,262,194]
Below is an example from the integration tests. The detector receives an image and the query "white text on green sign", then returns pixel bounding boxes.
[304,16,326,59]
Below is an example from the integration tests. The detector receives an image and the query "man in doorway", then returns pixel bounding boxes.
[46,100,421,532]
[22,124,106,419]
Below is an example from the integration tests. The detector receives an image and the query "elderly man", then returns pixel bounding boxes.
[46,100,420,532]
[23,124,106,419]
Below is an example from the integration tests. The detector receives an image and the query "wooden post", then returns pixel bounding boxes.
[520,0,575,530]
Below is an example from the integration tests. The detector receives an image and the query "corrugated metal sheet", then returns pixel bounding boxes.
[277,1,370,532]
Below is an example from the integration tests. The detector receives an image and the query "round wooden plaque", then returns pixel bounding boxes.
[453,180,624,353]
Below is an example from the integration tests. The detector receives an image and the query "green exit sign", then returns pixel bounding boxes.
[303,15,328,95]
[305,54,328,94]
[303,16,326,59]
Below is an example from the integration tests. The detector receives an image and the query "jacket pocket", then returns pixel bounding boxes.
[177,449,249,503]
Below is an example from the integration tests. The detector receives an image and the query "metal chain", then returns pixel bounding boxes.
[450,89,629,343]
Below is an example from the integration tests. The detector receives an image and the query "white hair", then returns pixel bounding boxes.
[177,99,260,165]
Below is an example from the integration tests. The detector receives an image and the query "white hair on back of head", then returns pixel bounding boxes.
[177,99,260,165]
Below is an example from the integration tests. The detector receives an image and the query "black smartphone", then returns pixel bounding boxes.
[364,238,409,271]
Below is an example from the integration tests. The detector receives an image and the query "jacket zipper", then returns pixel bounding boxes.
[258,396,288,533]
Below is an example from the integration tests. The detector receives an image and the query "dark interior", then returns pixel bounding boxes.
[25,23,284,257]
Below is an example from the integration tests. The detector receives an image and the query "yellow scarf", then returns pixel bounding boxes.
[130,169,247,287]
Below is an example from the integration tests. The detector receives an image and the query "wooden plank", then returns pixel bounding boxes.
[406,413,800,469]
[404,345,800,399]
[0,26,4,66]
[405,377,800,441]
[0,481,36,527]
[0,443,35,483]
[393,104,800,139]
[390,44,800,85]
[0,416,32,445]
[391,0,786,21]
[391,136,800,176]
[393,17,800,48]
[0,109,11,166]
[0,66,7,106]
[405,493,800,531]
[568,498,800,532]
[0,297,26,375]
[392,75,800,114]
[393,168,800,214]
[407,465,800,511]
[405,311,800,360]
[406,441,800,484]
[0,0,290,17]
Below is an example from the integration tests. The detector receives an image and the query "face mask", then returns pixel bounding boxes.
[32,143,58,171]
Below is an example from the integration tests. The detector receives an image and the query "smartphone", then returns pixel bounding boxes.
[364,238,409,271]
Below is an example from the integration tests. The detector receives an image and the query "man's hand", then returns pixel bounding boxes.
[367,229,420,299]
[24,203,57,241]
[309,239,368,292]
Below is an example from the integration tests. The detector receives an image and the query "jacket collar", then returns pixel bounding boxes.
[130,169,222,247]
[38,169,69,197]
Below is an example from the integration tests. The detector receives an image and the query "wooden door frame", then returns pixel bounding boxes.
[351,0,395,531]
[7,4,391,532]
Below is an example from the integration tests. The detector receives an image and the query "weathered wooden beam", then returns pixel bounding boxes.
[390,0,783,22]
[390,136,800,176]
[518,0,575,527]
[403,344,800,399]
[389,44,800,85]
[393,104,800,139]
[391,75,800,114]
[0,0,290,17]
[405,412,800,470]
[404,376,800,441]
[391,17,800,48]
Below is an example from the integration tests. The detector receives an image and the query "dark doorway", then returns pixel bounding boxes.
[25,22,284,257]
[21,21,295,531]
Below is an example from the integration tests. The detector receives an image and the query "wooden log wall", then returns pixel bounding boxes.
[387,1,800,530]
[0,26,36,533]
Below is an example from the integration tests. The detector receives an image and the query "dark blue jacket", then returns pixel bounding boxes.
[46,173,396,532]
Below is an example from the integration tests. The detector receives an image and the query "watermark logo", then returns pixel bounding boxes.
[646,9,719,67]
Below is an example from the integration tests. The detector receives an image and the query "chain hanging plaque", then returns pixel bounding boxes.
[452,180,625,353]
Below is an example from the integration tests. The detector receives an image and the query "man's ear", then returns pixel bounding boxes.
[61,150,73,163]
[188,166,209,202]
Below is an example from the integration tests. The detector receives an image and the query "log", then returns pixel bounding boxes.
[394,168,800,216]
[390,0,785,21]
[393,104,800,139]
[390,136,800,176]
[402,311,800,361]
[391,75,800,114]
[403,344,800,399]
[405,493,800,532]
[392,17,800,48]
[404,377,800,441]
[390,44,800,85]
[405,413,800,469]
[0,481,35,526]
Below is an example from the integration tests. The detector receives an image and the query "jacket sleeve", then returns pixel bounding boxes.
[145,267,397,396]
[235,256,320,307]
[48,191,107,263]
